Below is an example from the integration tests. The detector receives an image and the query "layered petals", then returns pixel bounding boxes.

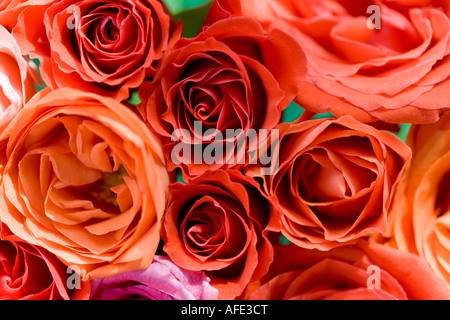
[241,240,450,300]
[139,16,307,178]
[0,25,36,133]
[249,116,411,250]
[206,0,450,124]
[376,111,450,285]
[12,0,180,100]
[89,255,218,300]
[0,236,88,300]
[162,169,281,299]
[0,88,169,280]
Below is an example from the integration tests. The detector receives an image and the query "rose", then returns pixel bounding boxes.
[89,255,218,300]
[374,111,450,285]
[0,228,89,300]
[247,116,411,250]
[240,239,450,300]
[0,25,36,133]
[138,16,307,178]
[382,0,449,15]
[161,169,281,299]
[206,0,450,124]
[12,0,180,100]
[0,0,31,30]
[0,87,169,280]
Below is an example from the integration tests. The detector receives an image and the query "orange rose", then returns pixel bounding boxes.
[249,116,411,250]
[206,0,450,124]
[241,240,450,300]
[376,111,450,285]
[12,0,180,100]
[0,88,169,280]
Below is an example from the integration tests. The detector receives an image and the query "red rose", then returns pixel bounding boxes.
[241,240,450,300]
[161,169,281,299]
[139,16,307,178]
[12,0,180,100]
[206,0,450,124]
[248,116,411,250]
[0,225,89,300]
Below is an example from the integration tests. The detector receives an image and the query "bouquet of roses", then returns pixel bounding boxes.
[0,0,449,301]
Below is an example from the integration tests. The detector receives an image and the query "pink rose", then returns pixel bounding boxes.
[0,25,35,132]
[89,255,218,300]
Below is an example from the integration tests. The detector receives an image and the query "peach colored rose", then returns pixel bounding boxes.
[0,25,36,133]
[12,0,180,100]
[382,0,449,16]
[374,111,450,286]
[206,0,450,124]
[248,116,411,250]
[138,16,306,178]
[241,240,450,300]
[0,87,169,281]
[162,169,281,299]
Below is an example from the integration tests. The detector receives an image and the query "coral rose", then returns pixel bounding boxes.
[241,240,450,300]
[0,25,36,133]
[206,0,450,124]
[89,255,218,300]
[139,16,306,178]
[12,0,180,100]
[161,169,281,299]
[376,111,450,285]
[248,116,411,250]
[0,87,169,280]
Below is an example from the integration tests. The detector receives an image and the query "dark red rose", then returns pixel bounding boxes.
[161,169,281,299]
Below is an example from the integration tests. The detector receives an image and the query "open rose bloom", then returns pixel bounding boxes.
[0,88,169,280]
[206,0,450,123]
[0,0,449,302]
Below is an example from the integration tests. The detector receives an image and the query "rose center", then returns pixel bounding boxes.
[72,164,129,214]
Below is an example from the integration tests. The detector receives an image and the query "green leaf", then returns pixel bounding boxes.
[176,168,187,184]
[282,101,304,123]
[127,90,141,106]
[162,0,212,15]
[394,123,411,142]
[279,234,292,245]
[163,0,213,38]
